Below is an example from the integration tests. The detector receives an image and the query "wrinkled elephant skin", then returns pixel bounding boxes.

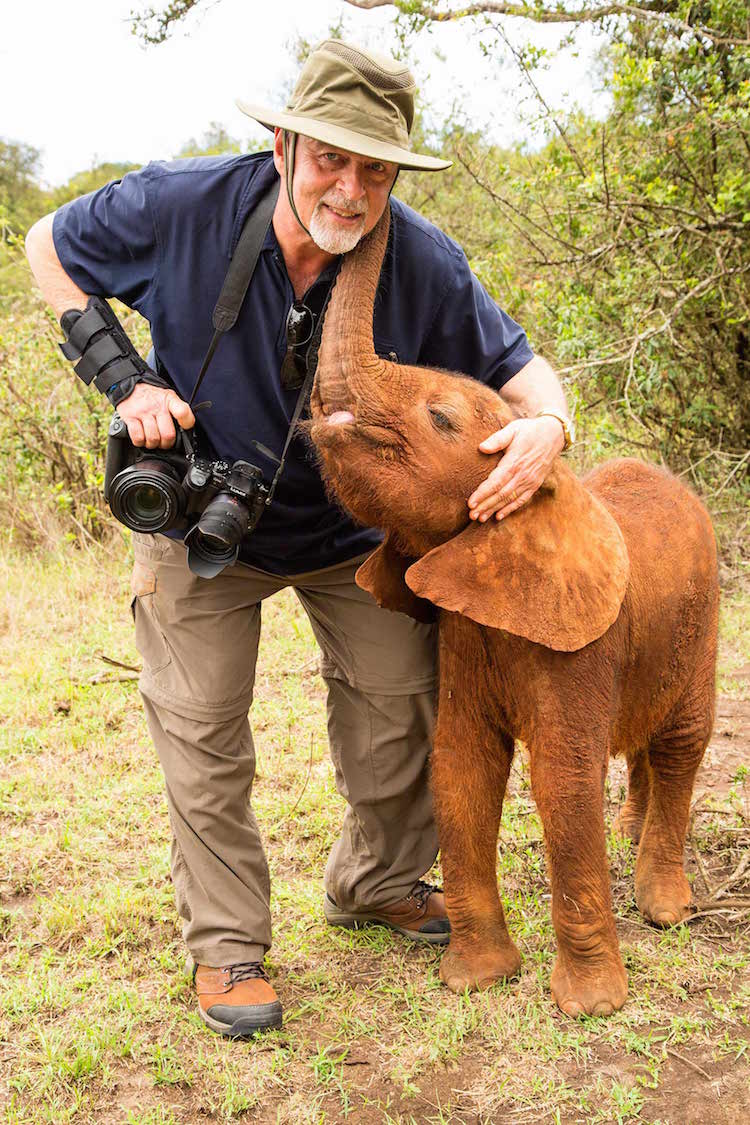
[307,208,719,1018]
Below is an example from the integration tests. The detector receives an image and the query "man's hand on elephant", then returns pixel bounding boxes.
[468,416,565,522]
[117,384,196,449]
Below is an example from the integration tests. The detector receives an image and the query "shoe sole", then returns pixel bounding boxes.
[198,1001,283,1038]
[324,902,450,946]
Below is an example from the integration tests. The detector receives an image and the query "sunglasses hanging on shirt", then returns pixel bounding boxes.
[281,301,316,390]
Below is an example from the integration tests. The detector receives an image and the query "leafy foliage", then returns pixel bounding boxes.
[0,294,149,548]
[0,139,46,236]
[177,121,257,158]
[130,0,204,45]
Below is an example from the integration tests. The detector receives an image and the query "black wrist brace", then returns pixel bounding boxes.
[59,296,170,406]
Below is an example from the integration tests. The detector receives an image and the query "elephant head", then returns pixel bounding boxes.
[309,207,629,651]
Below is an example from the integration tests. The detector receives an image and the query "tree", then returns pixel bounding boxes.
[177,122,245,158]
[0,139,46,237]
[433,4,750,461]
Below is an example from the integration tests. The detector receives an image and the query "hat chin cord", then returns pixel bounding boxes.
[283,130,312,238]
[282,129,400,245]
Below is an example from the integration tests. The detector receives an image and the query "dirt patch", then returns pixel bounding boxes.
[644,1045,750,1125]
[102,1071,191,1122]
[560,1038,750,1125]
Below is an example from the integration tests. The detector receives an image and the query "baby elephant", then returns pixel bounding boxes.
[309,207,718,1017]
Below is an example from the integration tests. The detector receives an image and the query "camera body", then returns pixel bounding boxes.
[104,413,270,577]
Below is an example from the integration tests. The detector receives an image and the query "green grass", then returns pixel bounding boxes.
[718,584,750,700]
[0,542,748,1123]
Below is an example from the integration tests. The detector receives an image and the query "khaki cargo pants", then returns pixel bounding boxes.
[130,532,438,967]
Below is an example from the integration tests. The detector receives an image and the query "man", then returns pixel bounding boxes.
[25,40,572,1038]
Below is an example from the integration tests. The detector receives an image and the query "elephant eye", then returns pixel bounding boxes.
[427,405,458,434]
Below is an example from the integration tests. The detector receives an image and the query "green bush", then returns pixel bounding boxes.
[0,266,149,547]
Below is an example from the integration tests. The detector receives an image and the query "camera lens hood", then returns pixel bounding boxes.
[185,541,240,579]
[184,521,240,578]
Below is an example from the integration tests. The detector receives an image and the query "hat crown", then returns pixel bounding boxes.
[322,40,415,94]
[235,38,452,172]
[287,39,416,145]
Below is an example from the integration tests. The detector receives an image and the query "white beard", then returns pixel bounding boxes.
[309,193,368,254]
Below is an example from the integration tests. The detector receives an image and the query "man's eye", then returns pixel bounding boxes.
[427,406,457,433]
[369,162,385,173]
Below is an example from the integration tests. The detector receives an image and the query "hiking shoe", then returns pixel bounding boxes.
[324,880,450,945]
[192,960,283,1038]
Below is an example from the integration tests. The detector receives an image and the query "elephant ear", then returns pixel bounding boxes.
[404,464,629,651]
[356,536,437,624]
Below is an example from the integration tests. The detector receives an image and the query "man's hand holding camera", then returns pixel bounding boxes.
[118,383,195,449]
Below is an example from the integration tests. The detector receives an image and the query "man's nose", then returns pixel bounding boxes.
[337,163,367,201]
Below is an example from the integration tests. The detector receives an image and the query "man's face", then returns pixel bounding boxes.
[274,131,398,254]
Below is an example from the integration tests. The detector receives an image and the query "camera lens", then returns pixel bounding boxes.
[196,495,250,548]
[108,462,186,533]
[128,484,167,522]
[185,494,251,578]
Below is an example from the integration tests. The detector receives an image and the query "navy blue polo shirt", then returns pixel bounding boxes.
[53,151,534,574]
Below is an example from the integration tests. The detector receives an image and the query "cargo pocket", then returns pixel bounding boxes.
[130,559,171,675]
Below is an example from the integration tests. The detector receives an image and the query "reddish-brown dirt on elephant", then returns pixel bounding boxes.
[307,206,719,1018]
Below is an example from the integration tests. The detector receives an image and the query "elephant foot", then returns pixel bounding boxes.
[550,950,628,1018]
[636,867,691,927]
[439,940,521,994]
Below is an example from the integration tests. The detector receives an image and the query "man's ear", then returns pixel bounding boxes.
[272,127,284,175]
[404,463,629,651]
[356,536,437,624]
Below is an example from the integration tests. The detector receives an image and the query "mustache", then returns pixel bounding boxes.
[317,191,368,217]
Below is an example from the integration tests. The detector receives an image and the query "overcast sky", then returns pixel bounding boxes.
[3,0,606,186]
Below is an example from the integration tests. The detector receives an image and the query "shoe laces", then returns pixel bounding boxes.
[411,880,442,907]
[228,961,269,985]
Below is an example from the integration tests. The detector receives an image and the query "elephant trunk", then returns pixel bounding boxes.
[313,207,394,415]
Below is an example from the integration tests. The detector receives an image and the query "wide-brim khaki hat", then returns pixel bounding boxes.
[237,39,451,173]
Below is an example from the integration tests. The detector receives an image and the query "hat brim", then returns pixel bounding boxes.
[236,100,452,172]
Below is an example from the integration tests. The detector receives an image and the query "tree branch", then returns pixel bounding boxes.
[129,1,750,48]
[342,1,750,48]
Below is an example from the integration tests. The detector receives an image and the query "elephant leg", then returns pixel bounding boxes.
[435,723,521,994]
[530,740,627,1017]
[614,752,652,844]
[635,670,715,927]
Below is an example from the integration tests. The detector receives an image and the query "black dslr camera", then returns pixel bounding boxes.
[104,414,270,578]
